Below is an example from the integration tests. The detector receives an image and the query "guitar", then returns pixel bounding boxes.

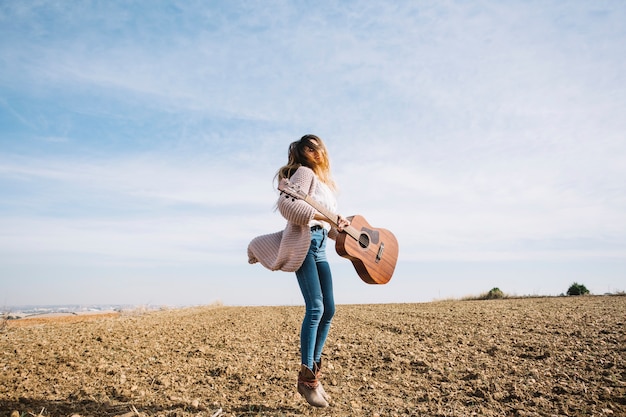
[278,178,399,285]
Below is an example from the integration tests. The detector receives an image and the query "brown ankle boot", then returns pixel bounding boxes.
[297,365,328,408]
[314,360,331,402]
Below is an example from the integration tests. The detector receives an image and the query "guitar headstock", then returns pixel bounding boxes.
[278,178,307,200]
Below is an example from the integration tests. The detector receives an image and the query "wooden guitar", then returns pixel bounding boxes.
[278,178,398,285]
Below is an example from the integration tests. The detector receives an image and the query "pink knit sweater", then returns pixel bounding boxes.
[247,166,338,272]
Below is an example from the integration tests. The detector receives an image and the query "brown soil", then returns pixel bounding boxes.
[1,296,624,416]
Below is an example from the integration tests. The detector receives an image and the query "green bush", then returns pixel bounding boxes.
[485,287,504,299]
[567,282,590,296]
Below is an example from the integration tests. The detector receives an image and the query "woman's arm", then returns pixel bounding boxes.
[277,166,317,225]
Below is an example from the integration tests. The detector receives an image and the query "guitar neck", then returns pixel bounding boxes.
[300,194,359,240]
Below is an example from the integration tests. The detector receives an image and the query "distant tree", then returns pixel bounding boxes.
[485,287,505,299]
[481,287,504,300]
[567,282,590,296]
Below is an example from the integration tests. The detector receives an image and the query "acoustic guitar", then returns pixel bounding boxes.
[278,178,398,284]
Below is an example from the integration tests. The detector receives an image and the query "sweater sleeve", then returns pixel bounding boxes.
[277,166,316,225]
[248,166,328,272]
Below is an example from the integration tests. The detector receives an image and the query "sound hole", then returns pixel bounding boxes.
[358,233,370,249]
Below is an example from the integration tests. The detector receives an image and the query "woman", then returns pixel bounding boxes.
[248,134,349,408]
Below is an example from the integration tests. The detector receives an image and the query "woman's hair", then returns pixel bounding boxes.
[276,134,336,190]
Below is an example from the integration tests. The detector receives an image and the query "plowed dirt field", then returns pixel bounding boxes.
[1,296,624,416]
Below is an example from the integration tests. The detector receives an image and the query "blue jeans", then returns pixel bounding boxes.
[296,228,335,369]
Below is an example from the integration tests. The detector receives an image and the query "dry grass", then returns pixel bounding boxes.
[1,296,625,416]
[0,313,8,333]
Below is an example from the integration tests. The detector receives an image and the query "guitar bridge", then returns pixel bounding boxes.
[375,243,384,263]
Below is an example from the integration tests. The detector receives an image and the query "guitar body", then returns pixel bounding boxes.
[278,178,398,285]
[335,215,398,285]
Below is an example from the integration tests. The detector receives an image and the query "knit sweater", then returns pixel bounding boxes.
[247,166,338,272]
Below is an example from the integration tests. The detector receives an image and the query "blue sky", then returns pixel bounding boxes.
[1,1,625,308]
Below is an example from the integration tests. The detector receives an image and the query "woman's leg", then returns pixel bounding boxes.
[295,229,333,407]
[313,260,335,364]
[296,251,323,369]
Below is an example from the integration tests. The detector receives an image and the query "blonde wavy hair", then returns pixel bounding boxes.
[275,134,336,191]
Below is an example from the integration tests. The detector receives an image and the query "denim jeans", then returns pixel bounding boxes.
[296,227,335,369]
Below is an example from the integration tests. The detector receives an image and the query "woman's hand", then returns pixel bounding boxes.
[336,215,350,232]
